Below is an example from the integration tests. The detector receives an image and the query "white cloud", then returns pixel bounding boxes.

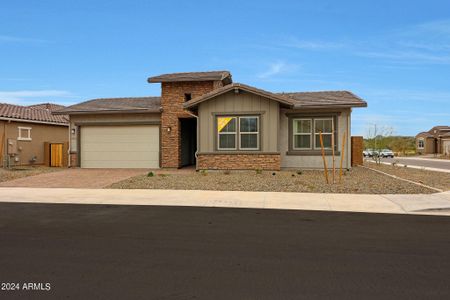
[257,61,298,79]
[0,90,74,103]
[282,38,344,50]
[0,35,48,44]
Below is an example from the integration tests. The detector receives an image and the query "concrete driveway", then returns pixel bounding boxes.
[0,168,148,188]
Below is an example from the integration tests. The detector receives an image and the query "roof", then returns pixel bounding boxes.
[148,71,232,84]
[279,91,367,108]
[416,131,434,138]
[0,103,69,125]
[183,83,295,109]
[53,97,161,114]
[28,103,66,112]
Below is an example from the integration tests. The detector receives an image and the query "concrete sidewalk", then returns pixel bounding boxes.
[1,188,450,216]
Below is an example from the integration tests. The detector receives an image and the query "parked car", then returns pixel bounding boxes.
[363,149,375,157]
[379,149,394,158]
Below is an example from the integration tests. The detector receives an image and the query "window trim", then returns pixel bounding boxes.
[418,138,425,149]
[18,126,32,141]
[216,115,261,151]
[217,116,237,151]
[292,118,312,150]
[313,118,333,150]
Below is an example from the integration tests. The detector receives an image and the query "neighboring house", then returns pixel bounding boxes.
[416,126,450,155]
[0,103,69,167]
[54,71,367,170]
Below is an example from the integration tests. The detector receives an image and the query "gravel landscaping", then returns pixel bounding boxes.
[109,166,435,194]
[365,162,450,191]
[0,166,62,183]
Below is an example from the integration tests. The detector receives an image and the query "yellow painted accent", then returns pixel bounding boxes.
[217,117,232,132]
[50,143,63,167]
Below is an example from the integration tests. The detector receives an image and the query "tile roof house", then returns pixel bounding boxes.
[55,71,367,169]
[416,126,450,155]
[1,103,69,167]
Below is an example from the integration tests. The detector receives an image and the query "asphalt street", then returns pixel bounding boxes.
[381,157,450,170]
[0,203,450,299]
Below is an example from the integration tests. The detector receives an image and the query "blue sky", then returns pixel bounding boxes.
[1,0,449,136]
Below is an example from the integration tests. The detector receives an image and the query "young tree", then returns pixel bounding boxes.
[365,124,393,164]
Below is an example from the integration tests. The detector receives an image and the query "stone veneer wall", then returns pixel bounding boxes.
[160,81,219,168]
[197,153,281,170]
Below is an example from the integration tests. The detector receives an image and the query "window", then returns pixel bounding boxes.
[418,138,424,149]
[290,116,336,152]
[18,127,32,141]
[293,119,312,149]
[184,93,192,101]
[239,116,259,150]
[217,116,259,151]
[217,117,237,150]
[314,118,333,149]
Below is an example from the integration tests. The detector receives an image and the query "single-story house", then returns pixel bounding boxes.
[0,103,69,167]
[416,126,450,155]
[54,71,367,170]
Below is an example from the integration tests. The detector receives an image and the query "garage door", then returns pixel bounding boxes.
[80,125,159,168]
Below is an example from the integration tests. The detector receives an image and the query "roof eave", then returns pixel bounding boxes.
[53,108,162,115]
[292,103,368,109]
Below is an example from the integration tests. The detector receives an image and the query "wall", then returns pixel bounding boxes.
[198,90,280,153]
[416,136,434,154]
[0,120,68,167]
[279,108,352,169]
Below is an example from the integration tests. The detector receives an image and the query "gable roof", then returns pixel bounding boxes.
[53,97,161,114]
[279,91,367,108]
[0,103,68,125]
[184,84,367,109]
[148,71,232,84]
[183,83,295,108]
[416,131,434,138]
[28,103,66,112]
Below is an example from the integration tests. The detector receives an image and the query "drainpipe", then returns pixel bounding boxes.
[185,110,199,171]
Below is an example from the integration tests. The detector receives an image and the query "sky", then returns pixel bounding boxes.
[1,0,449,136]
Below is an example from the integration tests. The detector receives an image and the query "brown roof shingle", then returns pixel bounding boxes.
[53,97,161,114]
[28,103,67,112]
[0,103,68,125]
[148,71,232,83]
[279,91,367,108]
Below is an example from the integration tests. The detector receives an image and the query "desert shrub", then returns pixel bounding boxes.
[296,170,303,175]
[200,170,208,176]
[255,168,262,174]
[147,171,154,177]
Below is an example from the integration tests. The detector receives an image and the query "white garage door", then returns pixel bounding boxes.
[80,125,159,168]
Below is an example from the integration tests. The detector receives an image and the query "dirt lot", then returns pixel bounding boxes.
[365,162,450,191]
[0,166,62,183]
[109,166,435,194]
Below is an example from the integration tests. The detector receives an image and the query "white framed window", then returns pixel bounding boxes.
[217,117,237,150]
[314,118,333,149]
[239,116,259,150]
[293,119,312,150]
[18,127,32,141]
[217,116,260,151]
[418,138,424,149]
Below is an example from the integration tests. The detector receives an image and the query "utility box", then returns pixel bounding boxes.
[7,139,17,155]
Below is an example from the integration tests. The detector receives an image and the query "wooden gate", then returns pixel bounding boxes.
[50,143,63,167]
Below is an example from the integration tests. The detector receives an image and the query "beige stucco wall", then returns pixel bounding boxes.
[197,90,280,153]
[279,109,352,169]
[0,120,68,166]
[69,113,161,152]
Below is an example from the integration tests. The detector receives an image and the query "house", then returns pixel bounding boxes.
[416,126,450,155]
[0,103,69,167]
[54,71,367,170]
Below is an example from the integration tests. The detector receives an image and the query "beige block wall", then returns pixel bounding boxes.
[198,90,280,153]
[0,120,68,166]
[69,113,161,152]
[279,109,352,169]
